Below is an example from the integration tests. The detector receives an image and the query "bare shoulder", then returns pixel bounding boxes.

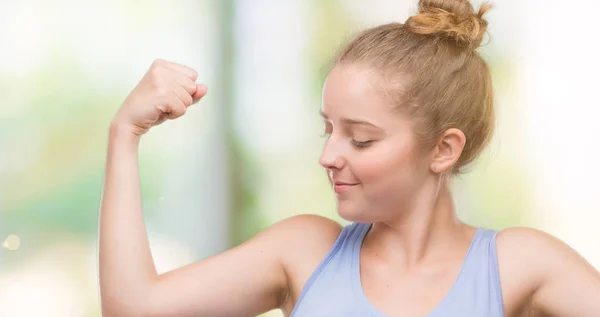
[261,214,342,244]
[496,227,593,273]
[497,227,564,256]
[265,214,343,259]
[496,227,576,285]
[495,227,600,317]
[254,214,343,269]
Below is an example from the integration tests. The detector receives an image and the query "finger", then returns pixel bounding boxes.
[172,74,197,95]
[173,85,194,107]
[164,61,198,81]
[163,94,187,120]
[191,84,208,103]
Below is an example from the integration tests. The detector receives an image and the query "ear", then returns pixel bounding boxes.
[430,128,466,174]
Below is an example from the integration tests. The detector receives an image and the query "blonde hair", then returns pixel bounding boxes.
[336,0,494,174]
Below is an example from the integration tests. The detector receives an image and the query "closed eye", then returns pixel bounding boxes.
[351,140,372,148]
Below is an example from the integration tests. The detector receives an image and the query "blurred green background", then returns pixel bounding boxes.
[1,0,598,316]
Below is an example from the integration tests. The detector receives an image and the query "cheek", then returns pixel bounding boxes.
[352,143,422,194]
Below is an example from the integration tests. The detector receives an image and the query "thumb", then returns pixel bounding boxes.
[192,84,208,103]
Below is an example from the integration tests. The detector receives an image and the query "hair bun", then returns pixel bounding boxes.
[406,0,492,49]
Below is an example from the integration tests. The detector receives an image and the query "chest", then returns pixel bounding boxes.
[359,258,465,317]
[360,264,541,317]
[286,256,538,317]
[285,225,542,317]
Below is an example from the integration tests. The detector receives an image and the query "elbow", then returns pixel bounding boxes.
[101,293,171,317]
[101,301,140,317]
[100,292,152,317]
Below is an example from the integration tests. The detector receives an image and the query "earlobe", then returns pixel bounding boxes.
[430,128,466,173]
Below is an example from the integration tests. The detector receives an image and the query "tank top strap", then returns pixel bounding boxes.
[290,222,367,316]
[441,228,504,316]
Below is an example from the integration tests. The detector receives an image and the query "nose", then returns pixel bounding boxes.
[319,137,345,170]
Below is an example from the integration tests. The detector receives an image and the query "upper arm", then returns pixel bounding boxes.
[141,214,342,317]
[497,227,600,317]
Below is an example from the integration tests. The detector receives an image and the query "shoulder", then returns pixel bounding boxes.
[496,227,579,269]
[233,214,343,269]
[496,227,572,281]
[266,214,343,243]
[496,227,600,315]
[495,227,598,307]
[493,228,561,313]
[260,214,344,259]
[497,226,598,277]
[496,227,563,254]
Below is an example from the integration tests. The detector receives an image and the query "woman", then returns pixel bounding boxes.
[98,0,600,316]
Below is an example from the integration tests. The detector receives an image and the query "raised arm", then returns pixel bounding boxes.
[99,59,305,317]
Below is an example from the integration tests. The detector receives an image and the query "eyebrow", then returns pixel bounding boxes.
[319,110,381,129]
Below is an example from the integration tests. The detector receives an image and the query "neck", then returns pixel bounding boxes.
[363,176,474,267]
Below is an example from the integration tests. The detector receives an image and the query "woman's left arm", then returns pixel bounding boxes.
[498,228,600,317]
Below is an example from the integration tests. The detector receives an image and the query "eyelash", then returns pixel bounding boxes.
[351,140,372,148]
[322,125,372,148]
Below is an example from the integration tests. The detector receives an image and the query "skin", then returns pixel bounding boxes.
[99,59,600,317]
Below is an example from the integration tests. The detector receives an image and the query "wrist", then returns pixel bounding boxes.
[109,122,142,145]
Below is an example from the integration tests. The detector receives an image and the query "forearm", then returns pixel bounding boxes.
[99,124,157,315]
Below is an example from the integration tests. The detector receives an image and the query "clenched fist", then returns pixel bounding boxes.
[111,59,208,136]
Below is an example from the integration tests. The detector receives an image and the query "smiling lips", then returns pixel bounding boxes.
[333,181,359,193]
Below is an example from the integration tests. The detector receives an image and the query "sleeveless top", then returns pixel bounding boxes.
[290,222,504,317]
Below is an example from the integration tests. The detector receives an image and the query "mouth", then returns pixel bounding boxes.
[333,182,359,194]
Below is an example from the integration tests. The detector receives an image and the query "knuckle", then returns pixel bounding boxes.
[189,69,198,80]
[157,104,168,113]
[168,106,186,119]
[152,59,165,67]
[150,63,164,78]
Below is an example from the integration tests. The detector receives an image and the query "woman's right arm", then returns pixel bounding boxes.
[98,59,340,317]
[100,126,290,317]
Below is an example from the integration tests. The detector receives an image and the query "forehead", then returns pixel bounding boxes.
[322,65,400,123]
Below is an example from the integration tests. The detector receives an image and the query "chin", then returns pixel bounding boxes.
[336,199,373,224]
